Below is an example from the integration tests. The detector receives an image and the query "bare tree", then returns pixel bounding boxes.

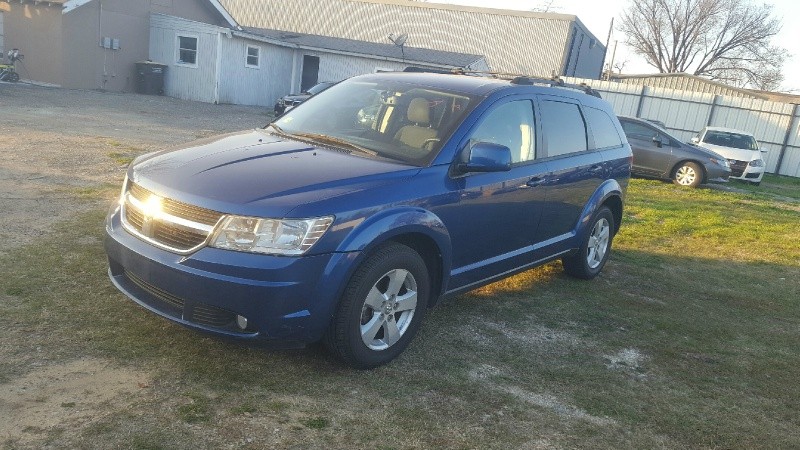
[619,0,787,90]
[532,0,561,13]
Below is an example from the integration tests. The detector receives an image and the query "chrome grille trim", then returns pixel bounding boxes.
[121,182,224,255]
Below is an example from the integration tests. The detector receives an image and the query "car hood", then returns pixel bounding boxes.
[684,143,726,160]
[129,129,418,218]
[698,143,760,161]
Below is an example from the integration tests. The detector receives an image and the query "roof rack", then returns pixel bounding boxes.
[404,67,603,98]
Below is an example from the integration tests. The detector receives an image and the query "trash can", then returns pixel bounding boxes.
[135,61,167,95]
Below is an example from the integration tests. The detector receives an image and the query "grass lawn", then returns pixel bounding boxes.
[1,178,798,449]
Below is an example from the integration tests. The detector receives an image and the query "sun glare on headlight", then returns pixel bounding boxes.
[142,195,164,218]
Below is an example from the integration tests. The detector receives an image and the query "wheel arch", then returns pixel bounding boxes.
[334,207,452,306]
[576,178,625,237]
[670,159,707,184]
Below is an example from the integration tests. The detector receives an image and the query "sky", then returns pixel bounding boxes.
[431,0,800,93]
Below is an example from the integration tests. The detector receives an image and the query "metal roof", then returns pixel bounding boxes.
[218,0,605,78]
[238,26,485,69]
[62,0,238,27]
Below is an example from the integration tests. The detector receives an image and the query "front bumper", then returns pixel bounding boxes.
[705,164,731,184]
[728,159,764,183]
[732,166,764,183]
[105,206,359,345]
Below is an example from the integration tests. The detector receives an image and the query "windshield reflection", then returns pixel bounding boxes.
[272,78,478,166]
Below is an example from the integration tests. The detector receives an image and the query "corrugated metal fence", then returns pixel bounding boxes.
[566,77,800,178]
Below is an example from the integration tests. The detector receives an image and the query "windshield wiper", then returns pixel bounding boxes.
[265,123,290,136]
[290,132,378,156]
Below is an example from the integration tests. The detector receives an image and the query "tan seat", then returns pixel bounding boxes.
[394,98,438,149]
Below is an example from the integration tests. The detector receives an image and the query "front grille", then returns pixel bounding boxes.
[123,182,224,252]
[124,271,239,330]
[129,183,222,226]
[728,159,748,177]
[152,223,208,250]
[192,303,236,328]
[125,270,184,312]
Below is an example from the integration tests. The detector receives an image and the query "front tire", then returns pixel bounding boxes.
[324,243,429,369]
[673,162,703,187]
[562,206,615,280]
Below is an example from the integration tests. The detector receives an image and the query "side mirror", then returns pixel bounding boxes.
[690,136,700,144]
[652,135,663,148]
[455,142,512,174]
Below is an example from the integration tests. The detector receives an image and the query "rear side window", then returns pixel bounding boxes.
[470,100,536,163]
[540,100,587,157]
[584,107,622,149]
[620,120,656,140]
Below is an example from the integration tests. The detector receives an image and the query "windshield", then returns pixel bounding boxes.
[702,130,758,150]
[273,78,479,166]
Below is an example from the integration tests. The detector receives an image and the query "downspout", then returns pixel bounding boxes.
[290,49,299,92]
[213,31,222,104]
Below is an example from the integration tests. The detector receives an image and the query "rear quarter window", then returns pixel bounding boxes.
[540,100,587,157]
[584,107,623,149]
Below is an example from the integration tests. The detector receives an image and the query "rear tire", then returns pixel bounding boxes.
[673,162,703,187]
[562,206,615,280]
[324,243,429,369]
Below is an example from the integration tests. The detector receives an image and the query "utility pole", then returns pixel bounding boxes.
[600,17,613,80]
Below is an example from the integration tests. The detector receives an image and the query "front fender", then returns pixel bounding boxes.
[338,207,452,290]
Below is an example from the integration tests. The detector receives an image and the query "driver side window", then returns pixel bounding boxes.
[470,100,536,163]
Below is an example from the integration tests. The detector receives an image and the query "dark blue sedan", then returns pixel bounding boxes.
[105,72,631,368]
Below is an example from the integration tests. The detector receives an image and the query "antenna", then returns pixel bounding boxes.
[388,33,408,62]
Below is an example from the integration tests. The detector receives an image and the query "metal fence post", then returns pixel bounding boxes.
[775,103,800,176]
[635,85,648,118]
[706,95,722,126]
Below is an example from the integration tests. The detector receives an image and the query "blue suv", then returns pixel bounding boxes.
[105,72,631,369]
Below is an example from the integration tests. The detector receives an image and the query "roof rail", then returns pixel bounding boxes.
[447,69,603,98]
[508,75,602,98]
[398,67,603,98]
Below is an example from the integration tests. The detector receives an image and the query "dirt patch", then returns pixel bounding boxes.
[0,83,269,445]
[468,364,616,427]
[0,82,268,256]
[0,358,150,446]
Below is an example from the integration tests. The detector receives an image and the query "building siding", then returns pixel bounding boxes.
[219,0,604,78]
[150,15,220,103]
[61,0,228,92]
[217,37,295,106]
[0,2,63,86]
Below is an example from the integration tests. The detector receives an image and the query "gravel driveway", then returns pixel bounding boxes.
[0,82,268,256]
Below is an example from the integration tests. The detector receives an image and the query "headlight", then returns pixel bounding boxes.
[749,159,764,167]
[710,158,730,169]
[210,215,333,255]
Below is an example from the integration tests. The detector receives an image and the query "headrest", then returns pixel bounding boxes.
[407,98,430,125]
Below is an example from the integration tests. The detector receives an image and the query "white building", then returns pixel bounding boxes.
[149,14,488,106]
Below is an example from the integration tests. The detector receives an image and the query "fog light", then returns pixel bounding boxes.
[236,315,248,330]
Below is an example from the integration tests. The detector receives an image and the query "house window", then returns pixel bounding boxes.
[177,35,198,66]
[246,45,260,68]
